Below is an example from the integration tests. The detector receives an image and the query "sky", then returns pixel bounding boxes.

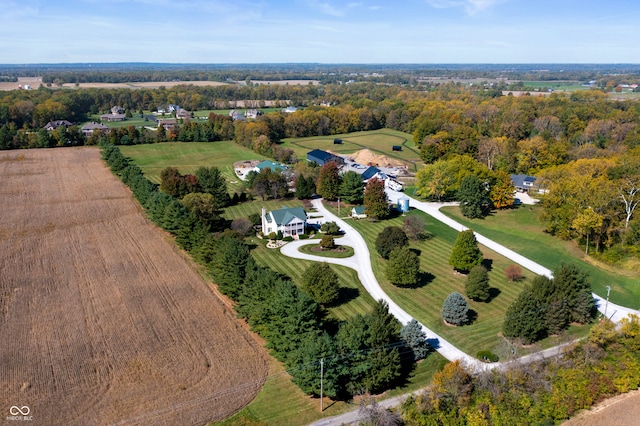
[1,0,639,64]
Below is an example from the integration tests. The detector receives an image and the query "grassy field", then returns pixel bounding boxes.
[281,129,423,171]
[218,351,446,426]
[120,141,267,193]
[440,204,640,309]
[324,204,592,358]
[523,81,587,91]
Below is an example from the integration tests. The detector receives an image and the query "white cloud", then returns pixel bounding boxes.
[301,0,363,17]
[426,0,501,15]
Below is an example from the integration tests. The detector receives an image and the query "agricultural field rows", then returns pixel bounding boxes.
[0,148,267,425]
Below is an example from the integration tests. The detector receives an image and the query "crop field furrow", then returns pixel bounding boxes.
[0,148,267,425]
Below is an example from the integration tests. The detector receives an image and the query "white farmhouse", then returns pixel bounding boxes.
[261,206,307,237]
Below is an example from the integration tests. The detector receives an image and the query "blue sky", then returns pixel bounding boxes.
[1,0,639,64]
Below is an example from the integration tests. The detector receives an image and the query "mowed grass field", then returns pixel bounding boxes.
[325,204,592,357]
[282,129,423,171]
[120,141,267,193]
[440,205,640,309]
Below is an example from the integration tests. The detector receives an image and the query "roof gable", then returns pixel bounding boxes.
[362,166,381,180]
[270,207,307,225]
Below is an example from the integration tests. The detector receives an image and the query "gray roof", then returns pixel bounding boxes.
[510,174,536,188]
[361,166,381,180]
[269,207,307,226]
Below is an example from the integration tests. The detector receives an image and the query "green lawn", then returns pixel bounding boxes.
[439,205,640,309]
[324,204,592,358]
[281,129,423,171]
[120,141,268,193]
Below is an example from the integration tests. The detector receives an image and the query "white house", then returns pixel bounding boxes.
[261,206,307,237]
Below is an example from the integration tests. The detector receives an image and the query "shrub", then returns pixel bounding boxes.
[505,264,523,282]
[276,230,283,240]
[320,235,335,249]
[320,221,341,235]
[267,232,277,240]
[298,234,309,240]
[476,350,499,362]
[441,292,469,326]
[283,236,294,242]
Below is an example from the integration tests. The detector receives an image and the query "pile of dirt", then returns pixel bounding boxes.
[350,149,406,167]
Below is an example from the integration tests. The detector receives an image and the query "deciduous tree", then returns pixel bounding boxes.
[316,162,341,200]
[375,226,409,259]
[363,178,389,220]
[386,246,420,286]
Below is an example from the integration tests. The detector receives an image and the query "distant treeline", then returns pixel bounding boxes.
[1,63,640,84]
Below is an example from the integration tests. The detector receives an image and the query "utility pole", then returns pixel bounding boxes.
[320,358,324,412]
[604,285,611,320]
[337,198,340,217]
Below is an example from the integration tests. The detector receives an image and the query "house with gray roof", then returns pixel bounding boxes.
[261,206,307,237]
[43,120,73,131]
[510,174,536,192]
[81,122,109,136]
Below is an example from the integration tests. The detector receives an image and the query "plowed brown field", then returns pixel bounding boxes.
[0,148,267,425]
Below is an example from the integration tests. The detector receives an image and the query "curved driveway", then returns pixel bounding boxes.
[282,198,486,370]
[384,189,639,323]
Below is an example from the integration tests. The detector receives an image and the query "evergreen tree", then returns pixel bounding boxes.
[449,229,483,273]
[400,319,430,361]
[553,263,596,324]
[287,331,340,398]
[339,170,365,204]
[364,178,389,219]
[195,166,230,208]
[375,226,409,259]
[296,175,315,199]
[209,234,250,299]
[465,265,490,302]
[302,263,340,305]
[316,162,341,200]
[386,246,420,286]
[441,292,470,326]
[457,174,491,218]
[502,285,547,344]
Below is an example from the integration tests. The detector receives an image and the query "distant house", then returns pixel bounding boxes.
[176,108,191,120]
[100,113,126,122]
[307,149,344,166]
[261,206,307,237]
[157,119,177,130]
[253,160,287,173]
[510,174,536,192]
[81,122,109,136]
[111,106,125,114]
[229,110,246,121]
[351,205,367,219]
[283,106,298,113]
[43,120,73,131]
[245,109,262,119]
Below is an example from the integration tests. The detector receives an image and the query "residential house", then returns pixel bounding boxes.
[360,166,388,182]
[261,206,307,237]
[81,122,109,136]
[111,106,125,114]
[307,149,344,166]
[229,110,246,121]
[43,120,73,131]
[157,119,177,131]
[283,106,298,113]
[100,112,126,122]
[510,174,536,192]
[245,109,262,119]
[176,109,191,120]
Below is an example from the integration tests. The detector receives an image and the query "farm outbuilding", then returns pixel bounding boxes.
[334,138,343,144]
[307,149,344,166]
[392,145,402,151]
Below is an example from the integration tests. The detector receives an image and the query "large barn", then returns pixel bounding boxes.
[306,149,344,166]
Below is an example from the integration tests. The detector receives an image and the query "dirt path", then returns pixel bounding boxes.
[0,148,267,425]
